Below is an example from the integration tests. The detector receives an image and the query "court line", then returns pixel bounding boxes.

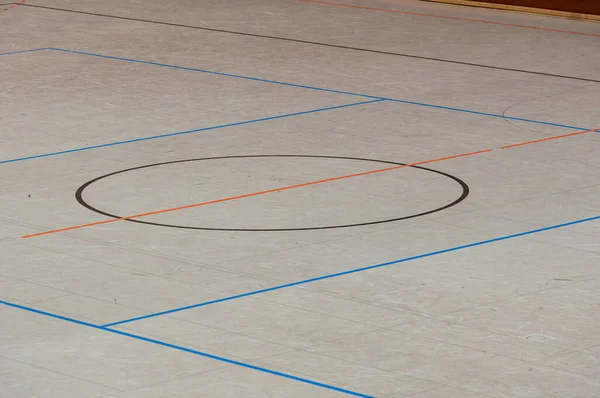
[21,126,598,239]
[0,47,49,56]
[0,4,16,12]
[48,48,590,131]
[500,128,599,149]
[299,0,600,38]
[0,0,24,14]
[21,149,491,238]
[0,99,384,165]
[19,4,600,83]
[0,299,373,398]
[45,47,395,100]
[103,214,600,327]
[1,48,587,166]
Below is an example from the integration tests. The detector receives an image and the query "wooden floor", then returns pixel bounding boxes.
[1,1,599,397]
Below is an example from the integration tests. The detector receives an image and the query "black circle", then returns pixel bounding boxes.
[76,155,469,231]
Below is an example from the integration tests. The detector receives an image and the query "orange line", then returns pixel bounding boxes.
[21,149,492,238]
[0,5,16,13]
[22,126,597,239]
[500,128,599,149]
[0,0,25,14]
[299,0,600,38]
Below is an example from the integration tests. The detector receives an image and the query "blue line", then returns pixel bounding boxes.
[0,48,50,56]
[385,99,588,131]
[2,48,590,165]
[48,48,589,131]
[0,299,373,398]
[0,100,384,164]
[103,214,600,327]
[48,48,381,100]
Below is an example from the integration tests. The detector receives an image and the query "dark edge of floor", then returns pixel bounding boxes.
[420,0,600,21]
[19,2,600,84]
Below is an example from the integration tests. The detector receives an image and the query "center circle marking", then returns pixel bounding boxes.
[76,155,469,231]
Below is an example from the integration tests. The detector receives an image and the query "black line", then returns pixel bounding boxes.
[0,2,17,6]
[75,155,469,232]
[21,2,600,84]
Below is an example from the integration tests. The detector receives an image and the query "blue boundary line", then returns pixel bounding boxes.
[48,48,589,131]
[0,299,373,398]
[0,48,49,56]
[0,99,384,164]
[49,48,381,100]
[103,214,600,328]
[1,47,592,165]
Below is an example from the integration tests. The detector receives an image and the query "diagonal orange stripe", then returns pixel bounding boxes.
[500,128,599,149]
[21,126,597,239]
[0,0,25,14]
[21,149,492,238]
[299,0,600,38]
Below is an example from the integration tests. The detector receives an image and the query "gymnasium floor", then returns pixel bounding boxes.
[1,0,599,396]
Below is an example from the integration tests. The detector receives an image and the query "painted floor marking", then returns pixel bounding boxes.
[49,48,590,131]
[22,127,599,239]
[0,0,25,15]
[0,100,382,164]
[0,299,373,398]
[104,214,600,326]
[0,47,590,165]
